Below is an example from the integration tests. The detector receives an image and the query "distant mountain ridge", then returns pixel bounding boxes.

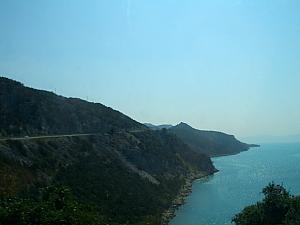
[0,77,216,225]
[144,123,173,130]
[145,122,256,157]
[170,122,255,156]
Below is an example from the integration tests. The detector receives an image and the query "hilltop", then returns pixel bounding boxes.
[0,77,216,225]
[146,122,256,157]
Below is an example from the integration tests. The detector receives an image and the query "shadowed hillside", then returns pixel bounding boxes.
[145,122,256,157]
[0,77,216,225]
[169,122,254,157]
[0,77,144,137]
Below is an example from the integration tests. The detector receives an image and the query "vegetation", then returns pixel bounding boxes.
[0,185,105,225]
[0,130,216,224]
[233,183,300,225]
[168,122,252,157]
[0,77,143,137]
[0,77,217,224]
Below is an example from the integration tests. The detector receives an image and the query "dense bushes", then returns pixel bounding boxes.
[0,186,105,225]
[233,183,300,225]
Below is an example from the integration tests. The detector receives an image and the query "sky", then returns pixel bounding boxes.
[1,0,300,140]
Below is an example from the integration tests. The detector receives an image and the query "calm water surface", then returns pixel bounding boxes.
[170,143,300,225]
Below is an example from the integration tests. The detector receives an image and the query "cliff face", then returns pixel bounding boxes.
[0,77,216,225]
[169,122,251,157]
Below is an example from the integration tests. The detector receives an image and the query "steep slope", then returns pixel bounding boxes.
[0,77,216,225]
[169,122,252,157]
[0,77,143,137]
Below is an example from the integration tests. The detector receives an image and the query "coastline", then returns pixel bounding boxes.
[211,151,245,158]
[161,146,260,225]
[212,145,260,158]
[161,170,217,225]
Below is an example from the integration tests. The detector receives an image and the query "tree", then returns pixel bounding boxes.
[232,183,300,225]
[0,185,105,225]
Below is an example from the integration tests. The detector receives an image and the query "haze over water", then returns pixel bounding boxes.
[170,143,300,225]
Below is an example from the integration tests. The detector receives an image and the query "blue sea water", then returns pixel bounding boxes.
[170,143,300,225]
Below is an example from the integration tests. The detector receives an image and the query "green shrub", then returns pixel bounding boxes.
[233,183,300,225]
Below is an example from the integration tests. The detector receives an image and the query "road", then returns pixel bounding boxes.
[0,129,148,142]
[0,133,100,141]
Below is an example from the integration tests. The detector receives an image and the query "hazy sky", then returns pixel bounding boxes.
[1,0,300,138]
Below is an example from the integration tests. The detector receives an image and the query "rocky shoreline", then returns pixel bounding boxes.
[161,171,217,225]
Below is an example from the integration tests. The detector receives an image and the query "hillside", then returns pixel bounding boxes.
[0,77,144,137]
[169,122,253,157]
[0,77,216,225]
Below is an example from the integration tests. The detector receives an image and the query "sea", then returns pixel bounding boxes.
[170,143,300,225]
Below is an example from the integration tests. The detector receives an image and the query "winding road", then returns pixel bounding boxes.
[0,133,102,141]
[0,129,147,142]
